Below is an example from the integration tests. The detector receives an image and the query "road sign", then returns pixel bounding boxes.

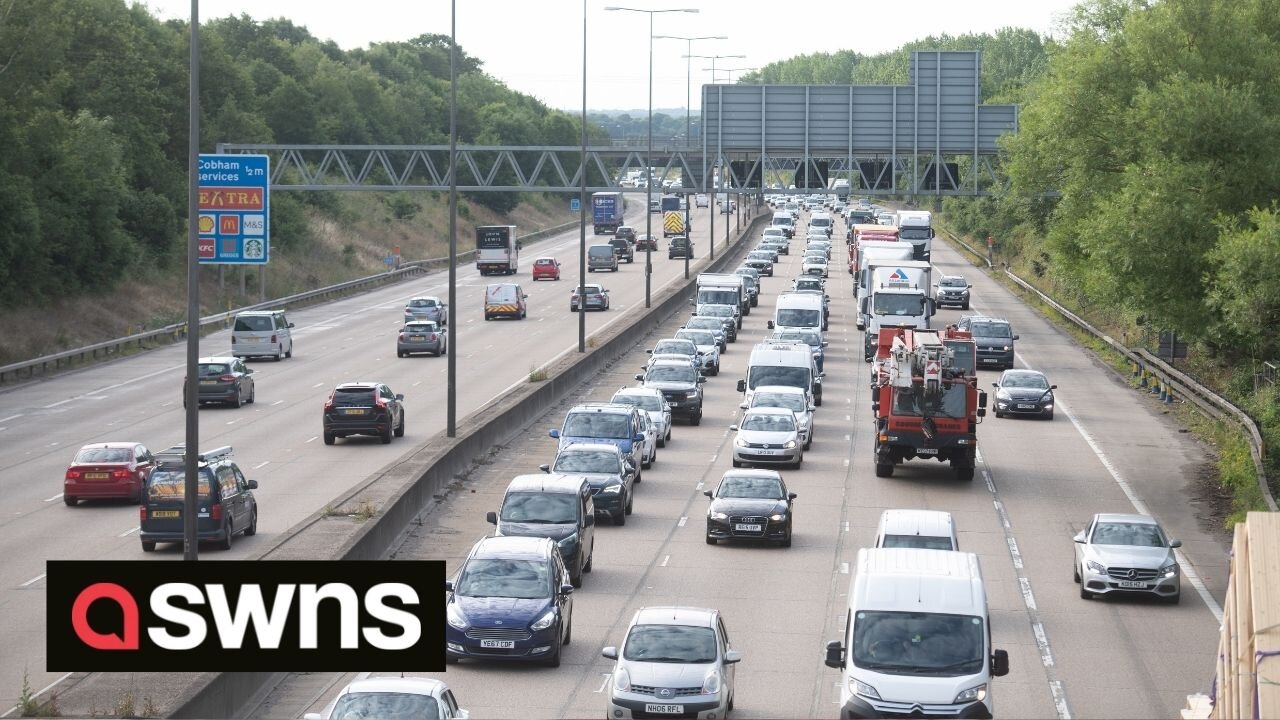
[570,198,580,212]
[1158,330,1188,360]
[197,154,269,265]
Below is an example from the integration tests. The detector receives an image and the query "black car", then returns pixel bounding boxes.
[636,359,706,425]
[957,315,1018,369]
[185,355,256,408]
[668,236,694,259]
[323,382,406,444]
[609,237,635,263]
[487,473,596,587]
[992,369,1057,420]
[684,316,729,350]
[540,444,637,526]
[615,226,637,244]
[704,469,796,547]
[744,251,774,276]
[139,445,258,552]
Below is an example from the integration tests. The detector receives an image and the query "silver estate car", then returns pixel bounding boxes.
[397,320,447,357]
[1074,513,1182,603]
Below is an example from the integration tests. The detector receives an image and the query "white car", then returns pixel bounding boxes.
[304,676,468,720]
[636,411,659,469]
[611,387,673,447]
[730,406,803,469]
[740,385,815,449]
[695,193,709,207]
[675,329,721,376]
[603,606,740,719]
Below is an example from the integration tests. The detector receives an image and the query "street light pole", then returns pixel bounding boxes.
[653,35,726,149]
[578,0,587,352]
[446,0,458,437]
[183,0,201,562]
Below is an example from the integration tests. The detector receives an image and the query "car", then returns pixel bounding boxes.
[649,197,661,212]
[956,315,1018,369]
[668,236,694,259]
[610,236,636,263]
[733,270,760,307]
[589,243,620,271]
[744,250,774,276]
[397,320,447,357]
[532,256,562,281]
[635,359,706,425]
[63,442,155,505]
[488,473,596,587]
[610,387,673,447]
[873,509,959,550]
[696,303,740,337]
[740,385,815,449]
[303,677,468,720]
[704,469,797,546]
[646,337,701,370]
[792,276,824,293]
[322,382,406,444]
[571,283,611,312]
[602,607,740,719]
[992,369,1057,419]
[802,255,829,278]
[690,308,737,344]
[636,412,658,468]
[754,243,780,263]
[761,227,787,242]
[185,356,256,408]
[684,316,729,350]
[232,310,294,361]
[791,288,831,324]
[1074,513,1182,603]
[806,239,833,258]
[139,445,257,552]
[444,536,574,666]
[403,295,449,325]
[767,328,827,374]
[695,193,710,207]
[761,237,789,255]
[730,406,803,469]
[675,328,721,376]
[549,403,647,474]
[635,234,658,251]
[934,274,972,309]
[615,226,637,244]
[541,443,638,524]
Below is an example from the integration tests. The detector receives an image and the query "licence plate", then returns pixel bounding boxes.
[343,408,368,415]
[753,448,782,455]
[644,705,683,715]
[668,402,679,408]
[981,358,998,363]
[410,336,425,341]
[916,448,938,455]
[1117,580,1148,589]
[480,639,515,649]
[1017,403,1035,409]
[200,380,217,385]
[734,524,763,532]
[85,472,110,480]
[152,510,179,518]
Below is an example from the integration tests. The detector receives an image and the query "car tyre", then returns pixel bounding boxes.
[732,459,742,468]
[955,467,975,482]
[571,567,583,589]
[324,432,336,446]
[1165,591,1181,605]
[285,345,293,359]
[690,411,702,426]
[245,509,258,536]
[141,541,156,552]
[1080,586,1092,600]
[875,463,894,478]
[614,508,626,526]
[706,535,717,545]
[248,385,255,404]
[625,491,634,515]
[233,387,243,409]
[219,520,233,551]
[1073,564,1081,583]
[382,424,393,444]
[658,435,666,449]
[1046,409,1055,421]
[642,453,652,470]
[545,638,562,668]
[395,413,405,438]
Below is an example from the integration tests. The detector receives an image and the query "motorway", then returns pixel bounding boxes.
[252,210,1227,719]
[0,203,744,712]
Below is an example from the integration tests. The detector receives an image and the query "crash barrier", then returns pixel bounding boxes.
[944,229,1276,512]
[0,219,579,385]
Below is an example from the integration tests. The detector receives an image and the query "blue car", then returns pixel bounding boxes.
[549,404,646,478]
[445,536,574,667]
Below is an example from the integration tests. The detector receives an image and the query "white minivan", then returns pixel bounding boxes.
[232,310,294,361]
[825,549,1009,719]
[873,509,958,551]
[769,292,826,332]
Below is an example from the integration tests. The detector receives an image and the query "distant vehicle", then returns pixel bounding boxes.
[549,403,647,473]
[1074,512,1182,603]
[64,442,155,505]
[873,509,958,551]
[232,310,294,361]
[322,382,406,445]
[541,443,638,525]
[635,234,658,251]
[532,256,561,281]
[695,193,710,207]
[475,224,520,275]
[740,384,815,449]
[744,250,775,276]
[684,316,729,350]
[139,445,257,552]
[730,406,803,469]
[934,275,972,309]
[484,283,528,321]
[588,243,619,272]
[571,283,611,312]
[397,320,447,357]
[696,303,740,340]
[704,469,796,546]
[302,677,468,720]
[635,359,706,425]
[768,328,828,374]
[592,191,625,234]
[404,295,449,325]
[615,226,637,244]
[668,236,694,259]
[609,236,636,263]
[185,356,255,408]
[674,328,722,376]
[992,369,1056,419]
[610,386,673,447]
[488,473,596,586]
[955,315,1017,369]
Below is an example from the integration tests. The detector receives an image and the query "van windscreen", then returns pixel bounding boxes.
[776,309,820,328]
[852,610,984,676]
[748,366,809,390]
[234,316,272,332]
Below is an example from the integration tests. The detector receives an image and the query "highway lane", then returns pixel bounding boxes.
[262,210,1225,719]
[0,203,752,710]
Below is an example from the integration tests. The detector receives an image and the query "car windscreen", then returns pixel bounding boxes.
[233,316,272,332]
[500,492,579,524]
[404,323,438,333]
[687,319,723,333]
[852,611,984,676]
[795,281,822,291]
[754,391,806,412]
[742,414,795,432]
[329,692,439,719]
[147,470,211,500]
[535,259,556,265]
[772,217,793,226]
[748,366,809,390]
[563,413,630,439]
[612,394,663,412]
[409,298,436,307]
[554,450,621,474]
[873,293,927,316]
[776,309,821,327]
[969,321,1012,338]
[748,252,772,260]
[698,290,738,306]
[654,340,696,355]
[719,476,784,499]
[455,559,551,599]
[880,534,955,551]
[940,277,967,287]
[1001,373,1049,389]
[699,305,733,317]
[333,389,376,406]
[891,383,968,419]
[647,366,696,384]
[589,246,614,257]
[1090,522,1166,547]
[75,447,132,463]
[623,624,718,663]
[677,331,715,347]
[811,217,831,227]
[198,363,230,377]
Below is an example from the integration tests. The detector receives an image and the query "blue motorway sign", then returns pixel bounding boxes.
[570,197,580,212]
[197,154,270,264]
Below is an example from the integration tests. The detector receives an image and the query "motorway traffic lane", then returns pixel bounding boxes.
[0,204,755,711]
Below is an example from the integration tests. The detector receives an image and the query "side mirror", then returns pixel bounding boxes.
[560,583,574,595]
[739,402,749,409]
[788,492,798,500]
[288,322,296,328]
[486,511,498,525]
[729,425,739,431]
[1073,531,1086,544]
[457,710,470,720]
[992,649,1010,677]
[244,367,254,375]
[767,320,775,329]
[602,646,619,660]
[1013,334,1020,340]
[1170,539,1183,548]
[548,429,560,439]
[395,393,405,401]
[522,294,529,299]
[1050,384,1058,390]
[992,382,1000,389]
[246,479,259,490]
[822,341,829,347]
[697,376,707,384]
[634,433,646,442]
[646,349,654,354]
[967,285,973,289]
[724,649,742,664]
[539,463,551,473]
[808,405,817,412]
[635,374,644,381]
[824,640,845,669]
[703,489,713,498]
[444,580,454,592]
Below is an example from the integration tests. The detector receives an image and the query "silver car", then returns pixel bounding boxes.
[603,606,740,720]
[404,296,448,325]
[740,385,815,449]
[675,329,721,376]
[1074,513,1182,603]
[684,316,729,349]
[730,406,803,469]
[611,387,672,447]
[397,320,447,357]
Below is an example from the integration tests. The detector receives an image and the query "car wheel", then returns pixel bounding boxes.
[245,509,258,536]
[445,655,459,664]
[712,363,720,377]
[792,457,802,470]
[728,692,735,712]
[274,347,283,362]
[955,467,975,482]
[285,345,293,359]
[442,343,448,356]
[484,314,492,321]
[233,388,243,409]
[219,520,233,551]
[875,463,894,478]
[642,453,652,470]
[1073,563,1081,583]
[614,507,626,526]
[781,526,793,548]
[545,637,562,668]
[1080,586,1092,600]
[324,432,336,446]
[706,535,717,545]
[963,302,970,310]
[397,351,405,358]
[395,413,405,437]
[64,495,77,507]
[995,411,1004,419]
[625,490,634,515]
[248,384,255,404]
[658,435,666,448]
[815,395,823,407]
[571,566,583,589]
[690,412,702,426]
[1046,409,1055,421]
[382,423,394,444]
[731,459,742,468]
[1165,591,1181,605]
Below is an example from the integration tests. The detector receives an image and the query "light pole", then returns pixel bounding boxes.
[606,6,699,308]
[183,0,201,561]
[687,53,743,225]
[578,0,587,352]
[446,0,458,437]
[653,34,725,149]
[708,66,758,84]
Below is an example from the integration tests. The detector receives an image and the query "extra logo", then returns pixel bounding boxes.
[47,561,444,672]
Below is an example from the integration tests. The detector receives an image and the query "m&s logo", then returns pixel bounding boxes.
[48,561,444,672]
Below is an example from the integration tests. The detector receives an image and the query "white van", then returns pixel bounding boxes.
[484,283,528,321]
[825,549,1009,719]
[769,292,826,332]
[873,509,958,551]
[232,310,294,361]
[736,342,823,407]
[809,212,834,237]
[771,212,796,238]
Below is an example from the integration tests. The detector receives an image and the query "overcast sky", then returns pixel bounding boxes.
[142,0,1080,112]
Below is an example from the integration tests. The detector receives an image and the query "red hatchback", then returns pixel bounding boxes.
[64,443,155,505]
[532,257,561,281]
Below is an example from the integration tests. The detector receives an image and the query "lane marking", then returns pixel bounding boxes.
[595,673,611,694]
[0,672,74,719]
[839,562,849,574]
[20,573,46,587]
[253,461,270,470]
[44,493,63,502]
[272,400,283,406]
[0,414,22,423]
[677,516,687,527]
[660,555,670,567]
[119,526,140,537]
[306,436,319,443]
[842,520,849,533]
[312,382,323,388]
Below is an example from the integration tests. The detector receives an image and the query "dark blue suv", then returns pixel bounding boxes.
[445,536,574,667]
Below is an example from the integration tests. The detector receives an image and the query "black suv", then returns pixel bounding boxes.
[668,236,694,259]
[323,382,406,444]
[635,359,706,425]
[615,226,637,244]
[609,237,635,263]
[139,445,258,552]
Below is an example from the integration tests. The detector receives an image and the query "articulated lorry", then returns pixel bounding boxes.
[896,210,934,261]
[475,225,519,275]
[592,192,625,234]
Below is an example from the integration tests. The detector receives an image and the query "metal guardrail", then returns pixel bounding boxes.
[0,219,579,385]
[942,229,1277,511]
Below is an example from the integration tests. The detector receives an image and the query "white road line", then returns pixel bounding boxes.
[0,427,6,432]
[845,414,851,421]
[226,420,237,425]
[710,454,718,463]
[695,481,704,490]
[660,555,670,567]
[839,562,849,574]
[19,573,46,587]
[312,382,323,388]
[161,401,174,407]
[272,400,283,406]
[843,458,850,467]
[677,516,687,527]
[119,526,140,537]
[595,673,612,694]
[412,381,422,387]
[842,520,849,532]
[253,461,270,470]
[0,414,22,423]
[306,436,319,443]
[43,493,63,502]
[1007,536,1024,570]
[0,672,74,719]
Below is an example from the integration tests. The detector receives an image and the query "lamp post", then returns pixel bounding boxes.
[446,0,458,437]
[708,66,758,84]
[578,0,588,352]
[653,34,725,149]
[605,6,699,308]
[687,53,743,228]
[183,0,201,561]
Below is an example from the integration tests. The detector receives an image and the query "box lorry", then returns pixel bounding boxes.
[854,243,916,328]
[592,192,625,235]
[896,210,934,261]
[861,260,934,360]
[475,225,519,276]
[695,273,749,318]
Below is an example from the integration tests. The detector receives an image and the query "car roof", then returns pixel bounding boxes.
[878,509,955,538]
[633,606,717,628]
[76,442,139,450]
[338,677,446,698]
[505,472,589,494]
[567,403,635,415]
[649,358,696,368]
[235,310,278,317]
[1001,369,1045,378]
[534,256,557,261]
[743,406,796,417]
[198,356,239,364]
[336,382,381,390]
[409,295,440,301]
[752,385,808,396]
[720,468,784,481]
[471,535,555,560]
[558,442,622,455]
[1093,512,1159,525]
[613,387,663,398]
[963,314,1009,324]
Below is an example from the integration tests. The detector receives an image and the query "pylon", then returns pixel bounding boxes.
[1139,366,1148,388]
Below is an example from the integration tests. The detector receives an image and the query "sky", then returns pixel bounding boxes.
[142,0,1081,112]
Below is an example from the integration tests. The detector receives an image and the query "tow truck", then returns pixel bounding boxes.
[870,326,986,481]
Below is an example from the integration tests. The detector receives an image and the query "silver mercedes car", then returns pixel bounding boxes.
[1073,512,1181,603]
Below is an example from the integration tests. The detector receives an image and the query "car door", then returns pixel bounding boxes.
[235,358,253,395]
[216,466,242,532]
[380,384,400,424]
[233,465,255,525]
[718,616,736,690]
[554,554,572,640]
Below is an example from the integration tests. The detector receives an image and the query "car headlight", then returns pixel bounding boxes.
[1161,562,1179,577]
[686,390,700,398]
[701,670,721,695]
[600,484,622,494]
[709,511,729,520]
[530,609,557,631]
[1043,403,1054,410]
[851,679,880,700]
[446,603,468,630]
[558,533,579,550]
[1087,560,1107,574]
[783,440,797,449]
[735,437,748,447]
[1002,345,1011,351]
[996,391,1010,400]
[954,684,987,704]
[613,667,631,692]
[769,513,787,521]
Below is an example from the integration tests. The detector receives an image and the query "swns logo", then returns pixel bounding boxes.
[47,560,444,672]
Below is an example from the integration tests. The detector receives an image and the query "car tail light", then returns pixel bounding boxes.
[323,393,335,412]
[211,504,223,521]
[429,333,438,341]
[219,374,236,382]
[112,469,129,479]
[398,333,406,341]
[139,506,146,522]
[375,395,388,409]
[270,334,278,343]
[65,469,81,480]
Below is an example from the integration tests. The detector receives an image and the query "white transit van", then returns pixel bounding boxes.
[232,310,294,361]
[771,212,796,238]
[736,342,823,407]
[873,509,959,551]
[825,548,1009,719]
[769,292,826,332]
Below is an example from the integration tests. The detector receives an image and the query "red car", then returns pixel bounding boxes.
[532,257,561,281]
[63,442,155,505]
